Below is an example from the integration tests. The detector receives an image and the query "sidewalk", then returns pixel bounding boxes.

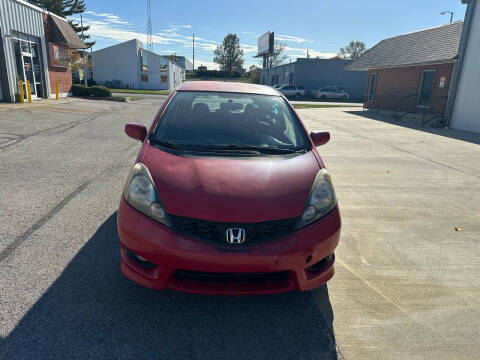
[0,98,74,112]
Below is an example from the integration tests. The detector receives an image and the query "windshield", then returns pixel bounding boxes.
[151,91,309,153]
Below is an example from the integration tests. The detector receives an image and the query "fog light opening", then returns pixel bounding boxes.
[306,253,334,275]
[126,248,157,269]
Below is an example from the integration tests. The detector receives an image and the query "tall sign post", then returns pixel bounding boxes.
[254,31,275,69]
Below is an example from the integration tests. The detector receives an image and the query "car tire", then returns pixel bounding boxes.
[295,93,301,99]
[342,95,347,101]
[320,95,327,100]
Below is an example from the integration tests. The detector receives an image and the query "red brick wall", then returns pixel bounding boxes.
[364,63,454,114]
[42,14,73,95]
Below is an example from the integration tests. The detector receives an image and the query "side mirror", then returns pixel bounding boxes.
[310,131,330,147]
[125,123,147,141]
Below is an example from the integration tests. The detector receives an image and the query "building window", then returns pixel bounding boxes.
[161,76,167,83]
[160,57,168,72]
[367,73,377,101]
[417,70,436,107]
[141,73,148,82]
[140,49,148,71]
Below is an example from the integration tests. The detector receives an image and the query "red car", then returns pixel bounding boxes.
[118,81,341,295]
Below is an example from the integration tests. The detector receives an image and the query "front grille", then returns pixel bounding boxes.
[169,215,298,246]
[174,269,290,282]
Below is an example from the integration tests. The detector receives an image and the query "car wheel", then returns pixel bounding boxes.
[320,95,327,100]
[342,95,347,101]
[295,93,301,99]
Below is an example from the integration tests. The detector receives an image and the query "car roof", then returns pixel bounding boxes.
[177,81,280,96]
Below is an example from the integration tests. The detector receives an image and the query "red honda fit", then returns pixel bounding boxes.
[118,81,341,295]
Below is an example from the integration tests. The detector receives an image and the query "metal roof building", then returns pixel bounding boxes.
[0,0,85,102]
[0,0,49,102]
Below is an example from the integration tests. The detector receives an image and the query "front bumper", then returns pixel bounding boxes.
[117,197,341,294]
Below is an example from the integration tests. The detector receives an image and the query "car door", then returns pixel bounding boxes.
[322,88,333,99]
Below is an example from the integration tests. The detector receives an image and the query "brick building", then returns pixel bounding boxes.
[42,13,86,97]
[347,21,463,124]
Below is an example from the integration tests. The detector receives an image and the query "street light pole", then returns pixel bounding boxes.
[440,10,454,23]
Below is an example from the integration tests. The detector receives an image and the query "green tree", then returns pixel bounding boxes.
[337,41,367,59]
[213,34,244,76]
[27,0,94,47]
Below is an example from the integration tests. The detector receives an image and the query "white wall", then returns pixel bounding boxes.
[168,61,184,90]
[92,39,184,90]
[92,39,140,89]
[451,0,480,133]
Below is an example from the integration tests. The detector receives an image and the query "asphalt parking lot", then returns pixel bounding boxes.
[0,98,479,359]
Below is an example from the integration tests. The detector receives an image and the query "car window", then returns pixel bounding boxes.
[152,91,310,153]
[298,86,305,90]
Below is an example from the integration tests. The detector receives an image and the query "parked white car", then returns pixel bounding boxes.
[313,86,350,101]
[278,85,306,98]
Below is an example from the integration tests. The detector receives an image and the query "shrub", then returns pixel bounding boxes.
[70,84,90,97]
[89,86,112,97]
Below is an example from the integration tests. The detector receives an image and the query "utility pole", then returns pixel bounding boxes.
[80,14,87,86]
[90,44,93,82]
[193,34,195,71]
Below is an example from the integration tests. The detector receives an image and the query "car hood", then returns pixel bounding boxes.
[141,146,320,223]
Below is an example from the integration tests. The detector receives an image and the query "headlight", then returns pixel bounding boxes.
[123,163,170,227]
[297,169,337,228]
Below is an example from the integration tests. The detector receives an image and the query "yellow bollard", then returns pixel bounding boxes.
[19,80,24,104]
[56,81,59,100]
[26,81,32,103]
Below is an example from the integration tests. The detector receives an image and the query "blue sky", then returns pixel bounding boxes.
[77,0,467,69]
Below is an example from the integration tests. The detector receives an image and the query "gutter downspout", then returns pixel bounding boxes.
[444,0,476,127]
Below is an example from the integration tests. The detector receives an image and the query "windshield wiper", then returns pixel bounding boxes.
[221,144,305,154]
[183,144,261,154]
[149,138,185,150]
[149,139,260,154]
[149,139,304,155]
